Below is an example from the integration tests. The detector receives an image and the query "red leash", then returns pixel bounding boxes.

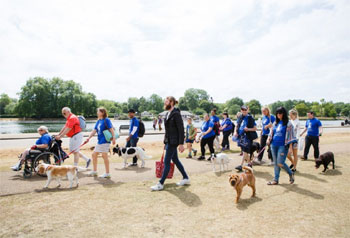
[61,141,89,161]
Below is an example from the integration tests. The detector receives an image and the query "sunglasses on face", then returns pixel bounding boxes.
[241,109,247,111]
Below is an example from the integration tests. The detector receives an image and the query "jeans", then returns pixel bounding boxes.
[126,137,139,164]
[159,144,188,185]
[221,131,231,149]
[257,134,273,161]
[303,135,319,159]
[271,144,293,182]
[200,136,215,156]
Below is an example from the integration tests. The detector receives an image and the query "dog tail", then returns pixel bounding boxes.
[243,166,253,174]
[137,148,152,159]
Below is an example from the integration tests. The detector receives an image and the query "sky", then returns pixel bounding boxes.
[0,0,349,105]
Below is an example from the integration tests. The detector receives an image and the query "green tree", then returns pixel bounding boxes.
[227,104,241,116]
[178,97,189,111]
[247,99,261,117]
[182,88,210,111]
[226,97,244,108]
[0,93,12,114]
[127,97,140,112]
[199,100,212,113]
[295,103,309,117]
[147,94,163,113]
[341,104,350,117]
[334,102,345,115]
[323,102,337,118]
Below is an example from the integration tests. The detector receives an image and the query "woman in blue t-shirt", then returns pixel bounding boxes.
[198,113,216,161]
[220,112,233,151]
[85,107,116,179]
[267,107,296,185]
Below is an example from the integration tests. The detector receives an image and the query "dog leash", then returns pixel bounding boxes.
[254,146,266,159]
[60,140,89,161]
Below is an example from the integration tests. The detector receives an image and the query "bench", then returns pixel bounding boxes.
[119,125,130,133]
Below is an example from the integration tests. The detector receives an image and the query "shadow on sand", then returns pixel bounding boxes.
[163,183,202,207]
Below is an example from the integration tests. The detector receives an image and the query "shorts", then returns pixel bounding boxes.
[94,143,110,153]
[69,132,83,153]
[186,139,194,143]
[291,142,298,149]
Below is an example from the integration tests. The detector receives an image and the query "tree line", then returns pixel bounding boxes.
[0,77,349,119]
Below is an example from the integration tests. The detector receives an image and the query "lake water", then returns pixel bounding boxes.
[0,119,343,134]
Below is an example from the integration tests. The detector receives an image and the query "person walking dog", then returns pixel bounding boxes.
[300,111,323,160]
[151,96,190,191]
[126,109,140,166]
[55,107,91,168]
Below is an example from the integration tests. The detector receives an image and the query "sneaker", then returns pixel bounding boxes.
[252,159,261,165]
[88,171,98,177]
[289,164,294,169]
[99,173,111,179]
[128,163,138,167]
[186,155,192,159]
[301,157,308,161]
[290,173,295,184]
[86,159,91,168]
[11,162,22,171]
[269,161,274,166]
[235,165,243,172]
[198,156,205,160]
[151,182,164,191]
[193,150,197,156]
[176,178,190,186]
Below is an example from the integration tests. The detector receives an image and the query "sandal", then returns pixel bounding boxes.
[267,180,279,185]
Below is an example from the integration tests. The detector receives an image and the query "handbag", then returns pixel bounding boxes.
[238,134,250,148]
[103,119,113,142]
[155,150,174,179]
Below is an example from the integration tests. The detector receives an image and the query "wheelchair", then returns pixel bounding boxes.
[22,137,68,178]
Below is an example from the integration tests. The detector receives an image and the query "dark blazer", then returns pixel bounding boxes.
[236,113,258,141]
[163,108,185,146]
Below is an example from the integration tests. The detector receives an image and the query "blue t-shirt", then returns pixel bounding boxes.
[306,118,322,137]
[238,116,256,135]
[94,118,113,144]
[221,118,233,132]
[262,115,276,135]
[272,121,287,146]
[210,115,220,124]
[36,133,52,145]
[201,121,215,139]
[129,117,139,139]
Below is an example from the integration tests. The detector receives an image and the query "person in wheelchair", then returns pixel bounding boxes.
[11,126,52,171]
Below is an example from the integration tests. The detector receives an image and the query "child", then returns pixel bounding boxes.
[185,117,197,158]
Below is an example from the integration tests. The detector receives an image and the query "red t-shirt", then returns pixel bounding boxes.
[65,113,81,137]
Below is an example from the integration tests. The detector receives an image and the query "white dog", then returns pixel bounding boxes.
[196,132,221,150]
[35,163,86,189]
[211,153,230,172]
[113,145,152,168]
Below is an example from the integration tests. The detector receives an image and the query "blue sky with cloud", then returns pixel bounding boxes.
[0,0,349,104]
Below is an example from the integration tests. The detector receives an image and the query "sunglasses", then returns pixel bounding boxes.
[241,109,247,111]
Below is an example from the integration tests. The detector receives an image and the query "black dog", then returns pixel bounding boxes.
[249,142,261,160]
[315,151,335,172]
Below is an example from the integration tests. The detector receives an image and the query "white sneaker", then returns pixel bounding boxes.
[99,173,111,179]
[176,178,190,186]
[150,182,164,191]
[88,171,98,176]
[269,161,274,166]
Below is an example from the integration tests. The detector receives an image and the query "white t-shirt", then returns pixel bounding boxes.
[291,119,300,139]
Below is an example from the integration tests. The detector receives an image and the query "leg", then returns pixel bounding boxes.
[236,188,242,203]
[258,135,267,161]
[75,172,79,186]
[271,145,280,182]
[171,148,189,180]
[56,178,61,188]
[101,153,109,174]
[200,138,207,157]
[208,136,215,155]
[68,174,73,188]
[312,136,320,159]
[132,138,139,164]
[44,176,52,188]
[332,158,335,169]
[277,146,293,176]
[292,148,298,169]
[92,152,98,172]
[303,136,312,159]
[79,152,89,162]
[159,145,176,185]
[73,152,80,166]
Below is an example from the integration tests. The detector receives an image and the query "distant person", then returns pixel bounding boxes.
[85,107,116,178]
[158,116,163,131]
[234,105,257,171]
[236,112,243,156]
[151,96,189,191]
[210,109,220,150]
[185,117,197,158]
[55,107,91,168]
[153,117,157,130]
[198,113,216,161]
[267,107,295,185]
[300,111,323,160]
[220,112,234,151]
[255,107,275,165]
[287,109,300,172]
[11,126,52,171]
[127,109,139,166]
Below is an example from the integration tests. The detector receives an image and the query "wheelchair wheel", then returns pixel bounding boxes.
[34,152,60,177]
[23,168,32,179]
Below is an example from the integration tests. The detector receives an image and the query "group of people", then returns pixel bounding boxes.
[152,116,163,131]
[11,96,323,191]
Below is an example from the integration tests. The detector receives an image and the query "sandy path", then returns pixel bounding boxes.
[1,141,349,197]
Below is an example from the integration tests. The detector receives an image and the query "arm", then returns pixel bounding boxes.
[174,113,185,152]
[56,127,71,140]
[127,121,138,141]
[300,127,307,137]
[244,126,257,132]
[203,127,213,136]
[319,126,323,136]
[35,144,49,149]
[85,129,97,143]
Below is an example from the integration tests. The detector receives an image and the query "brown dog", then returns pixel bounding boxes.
[229,166,256,203]
[315,151,335,172]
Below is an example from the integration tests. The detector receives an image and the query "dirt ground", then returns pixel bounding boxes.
[0,132,350,237]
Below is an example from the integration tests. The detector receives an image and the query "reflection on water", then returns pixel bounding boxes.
[0,119,342,134]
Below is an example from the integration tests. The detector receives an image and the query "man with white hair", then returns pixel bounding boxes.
[11,126,52,171]
[55,107,91,168]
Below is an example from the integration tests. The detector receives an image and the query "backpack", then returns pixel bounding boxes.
[78,116,86,130]
[138,120,145,137]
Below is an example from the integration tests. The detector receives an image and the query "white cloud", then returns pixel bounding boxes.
[0,0,349,105]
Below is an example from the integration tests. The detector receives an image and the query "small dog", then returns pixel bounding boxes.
[195,132,220,150]
[229,166,256,203]
[113,145,152,168]
[315,152,335,172]
[35,163,84,189]
[211,153,230,172]
[249,142,261,160]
